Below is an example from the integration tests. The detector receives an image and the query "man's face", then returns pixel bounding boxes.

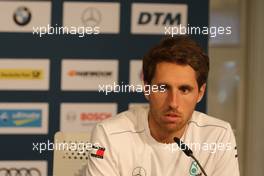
[146,62,206,133]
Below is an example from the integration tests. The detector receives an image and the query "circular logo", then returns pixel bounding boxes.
[132,167,146,176]
[0,168,41,176]
[81,8,101,27]
[66,111,77,122]
[0,112,8,122]
[13,6,32,26]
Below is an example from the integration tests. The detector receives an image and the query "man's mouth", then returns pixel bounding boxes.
[165,113,181,118]
[163,112,182,122]
[165,111,181,117]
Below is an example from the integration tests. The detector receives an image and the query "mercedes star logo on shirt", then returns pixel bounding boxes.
[132,167,146,176]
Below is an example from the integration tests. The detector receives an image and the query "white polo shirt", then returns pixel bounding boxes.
[87,106,240,176]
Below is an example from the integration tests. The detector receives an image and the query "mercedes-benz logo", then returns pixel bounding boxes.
[132,167,146,176]
[81,7,101,27]
[13,6,32,26]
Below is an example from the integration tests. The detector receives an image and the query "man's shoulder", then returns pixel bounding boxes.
[96,106,148,135]
[190,111,231,131]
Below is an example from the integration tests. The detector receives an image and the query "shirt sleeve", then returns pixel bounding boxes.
[212,123,240,176]
[86,123,120,176]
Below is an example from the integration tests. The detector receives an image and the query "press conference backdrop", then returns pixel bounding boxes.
[0,0,208,175]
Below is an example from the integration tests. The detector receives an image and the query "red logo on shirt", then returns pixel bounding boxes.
[91,145,105,159]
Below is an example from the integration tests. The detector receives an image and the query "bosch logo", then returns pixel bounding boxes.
[0,168,41,176]
[80,112,112,121]
[13,6,32,26]
[81,7,101,27]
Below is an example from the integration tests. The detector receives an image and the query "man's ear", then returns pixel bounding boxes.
[197,83,206,103]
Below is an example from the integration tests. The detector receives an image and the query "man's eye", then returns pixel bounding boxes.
[180,87,190,94]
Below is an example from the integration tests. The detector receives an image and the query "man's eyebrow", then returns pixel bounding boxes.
[155,83,169,87]
[156,82,167,85]
[154,83,195,90]
[178,84,194,90]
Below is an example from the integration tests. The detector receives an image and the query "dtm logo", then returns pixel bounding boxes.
[131,3,187,34]
[0,109,41,127]
[138,12,181,26]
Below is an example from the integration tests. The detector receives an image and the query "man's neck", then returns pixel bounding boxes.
[148,115,187,144]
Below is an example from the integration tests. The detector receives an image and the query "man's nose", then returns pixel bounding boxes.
[168,90,180,109]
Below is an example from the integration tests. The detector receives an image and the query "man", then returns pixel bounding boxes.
[87,36,240,176]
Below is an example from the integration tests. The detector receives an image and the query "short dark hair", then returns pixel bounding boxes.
[143,36,209,88]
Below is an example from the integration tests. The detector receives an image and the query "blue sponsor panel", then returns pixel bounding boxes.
[0,109,41,127]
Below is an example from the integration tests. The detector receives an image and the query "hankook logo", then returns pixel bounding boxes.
[81,7,101,27]
[132,167,146,176]
[0,168,41,176]
[68,70,112,78]
[13,6,32,26]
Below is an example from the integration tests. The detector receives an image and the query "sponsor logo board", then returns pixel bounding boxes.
[60,103,117,133]
[0,1,51,32]
[0,59,49,90]
[61,59,118,91]
[0,160,47,176]
[63,2,120,33]
[131,3,188,34]
[0,103,48,134]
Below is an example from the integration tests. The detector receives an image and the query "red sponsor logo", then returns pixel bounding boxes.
[80,112,112,121]
[91,145,105,159]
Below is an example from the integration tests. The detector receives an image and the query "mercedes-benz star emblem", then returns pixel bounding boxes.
[81,7,101,27]
[132,167,146,176]
[13,6,32,26]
